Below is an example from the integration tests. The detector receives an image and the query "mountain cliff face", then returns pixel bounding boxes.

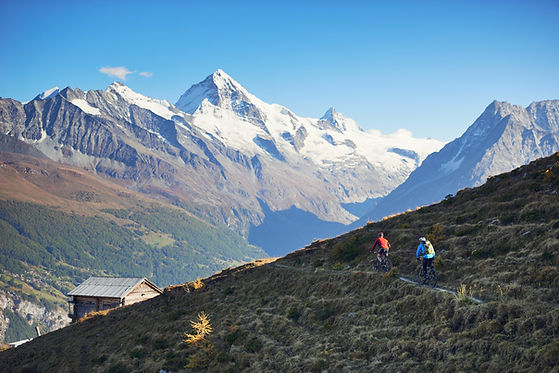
[0,289,67,344]
[362,100,559,222]
[0,71,443,248]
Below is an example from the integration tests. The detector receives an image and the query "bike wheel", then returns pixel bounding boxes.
[382,258,393,272]
[426,267,438,287]
[416,266,425,284]
[372,259,379,273]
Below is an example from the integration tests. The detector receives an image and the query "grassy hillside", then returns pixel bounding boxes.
[0,152,266,343]
[1,152,558,372]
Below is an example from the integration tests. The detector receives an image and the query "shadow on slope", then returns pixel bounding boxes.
[248,200,347,257]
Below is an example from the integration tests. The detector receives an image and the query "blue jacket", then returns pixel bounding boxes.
[416,242,435,259]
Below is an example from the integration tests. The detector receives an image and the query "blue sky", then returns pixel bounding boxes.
[1,0,558,141]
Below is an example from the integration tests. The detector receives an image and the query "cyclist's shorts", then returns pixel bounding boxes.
[378,248,387,256]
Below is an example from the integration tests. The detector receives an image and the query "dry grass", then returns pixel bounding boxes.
[0,344,12,352]
[191,277,204,290]
[77,308,113,323]
[1,153,558,372]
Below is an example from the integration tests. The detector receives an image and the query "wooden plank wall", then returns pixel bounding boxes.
[124,282,160,305]
[72,296,121,320]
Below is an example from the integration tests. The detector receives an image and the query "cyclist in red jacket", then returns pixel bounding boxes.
[370,232,391,263]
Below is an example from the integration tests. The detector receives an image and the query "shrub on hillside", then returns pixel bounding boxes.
[152,337,169,350]
[107,362,130,373]
[434,256,443,269]
[456,224,482,236]
[540,251,554,263]
[287,307,302,322]
[330,236,361,262]
[539,342,559,366]
[244,338,262,353]
[314,303,337,322]
[471,248,492,259]
[533,266,559,288]
[427,223,445,244]
[519,207,543,222]
[500,213,517,224]
[383,267,399,283]
[129,347,148,359]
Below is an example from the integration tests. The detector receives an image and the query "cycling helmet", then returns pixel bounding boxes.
[419,237,426,242]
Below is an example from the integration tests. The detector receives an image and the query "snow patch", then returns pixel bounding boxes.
[37,87,60,100]
[107,82,178,120]
[440,156,464,174]
[70,99,101,116]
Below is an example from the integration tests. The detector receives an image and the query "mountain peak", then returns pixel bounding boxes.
[212,69,233,81]
[35,86,60,100]
[321,107,338,121]
[176,70,255,115]
[320,107,359,132]
[107,82,140,100]
[487,100,514,113]
[107,81,131,95]
[109,81,126,88]
[209,69,248,96]
[458,100,519,141]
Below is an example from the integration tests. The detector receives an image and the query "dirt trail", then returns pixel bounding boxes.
[269,262,484,304]
[398,275,483,303]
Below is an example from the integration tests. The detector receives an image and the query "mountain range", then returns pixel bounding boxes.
[0,70,443,254]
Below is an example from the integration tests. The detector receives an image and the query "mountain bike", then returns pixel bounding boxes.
[416,259,437,287]
[372,251,393,273]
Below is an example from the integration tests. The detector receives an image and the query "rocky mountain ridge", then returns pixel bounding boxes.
[362,99,559,222]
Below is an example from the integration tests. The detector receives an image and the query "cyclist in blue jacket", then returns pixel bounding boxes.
[416,237,435,277]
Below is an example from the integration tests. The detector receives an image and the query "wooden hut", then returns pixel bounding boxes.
[67,277,162,322]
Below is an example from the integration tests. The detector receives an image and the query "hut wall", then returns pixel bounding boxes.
[72,296,121,321]
[123,282,160,305]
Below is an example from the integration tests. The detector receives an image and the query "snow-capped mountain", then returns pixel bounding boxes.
[0,70,444,254]
[360,99,559,222]
[176,70,443,200]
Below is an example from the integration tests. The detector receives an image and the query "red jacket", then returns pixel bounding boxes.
[371,237,390,251]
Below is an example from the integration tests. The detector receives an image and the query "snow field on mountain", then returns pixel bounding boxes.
[107,82,179,120]
[191,102,266,153]
[70,99,102,116]
[179,70,445,172]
